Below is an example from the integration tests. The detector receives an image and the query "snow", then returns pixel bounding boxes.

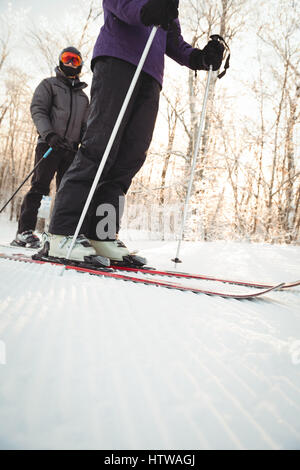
[0,215,300,450]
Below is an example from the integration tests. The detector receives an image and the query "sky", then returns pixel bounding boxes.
[0,0,74,18]
[0,0,101,87]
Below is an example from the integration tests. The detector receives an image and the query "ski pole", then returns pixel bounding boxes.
[64,26,158,263]
[172,65,213,266]
[172,35,230,266]
[0,147,53,214]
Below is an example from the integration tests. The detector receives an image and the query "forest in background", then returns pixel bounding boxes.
[0,0,299,243]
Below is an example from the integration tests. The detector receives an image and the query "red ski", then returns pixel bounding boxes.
[0,252,285,299]
[0,243,298,291]
[110,265,300,290]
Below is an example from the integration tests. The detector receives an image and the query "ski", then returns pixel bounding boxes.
[110,265,300,290]
[1,242,299,291]
[0,252,285,299]
[0,243,299,291]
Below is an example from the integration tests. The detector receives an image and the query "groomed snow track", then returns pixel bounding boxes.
[0,239,300,450]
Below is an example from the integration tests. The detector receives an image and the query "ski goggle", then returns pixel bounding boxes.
[60,52,82,67]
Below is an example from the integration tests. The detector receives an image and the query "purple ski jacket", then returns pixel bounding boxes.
[92,0,195,86]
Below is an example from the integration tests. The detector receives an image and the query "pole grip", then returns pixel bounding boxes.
[43,147,53,158]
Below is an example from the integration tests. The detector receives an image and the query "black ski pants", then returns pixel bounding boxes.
[18,142,75,233]
[49,57,161,239]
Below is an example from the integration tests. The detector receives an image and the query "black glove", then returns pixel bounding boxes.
[189,39,225,71]
[45,132,66,150]
[140,0,179,31]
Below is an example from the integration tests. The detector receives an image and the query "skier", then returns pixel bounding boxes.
[45,0,224,263]
[11,47,89,248]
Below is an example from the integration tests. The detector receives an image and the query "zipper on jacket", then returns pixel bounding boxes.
[64,80,75,140]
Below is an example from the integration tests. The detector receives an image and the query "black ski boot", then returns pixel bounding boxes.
[11,230,41,249]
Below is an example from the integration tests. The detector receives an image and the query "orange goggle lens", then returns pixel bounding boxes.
[60,52,82,67]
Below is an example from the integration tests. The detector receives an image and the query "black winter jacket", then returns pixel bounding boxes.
[30,67,89,151]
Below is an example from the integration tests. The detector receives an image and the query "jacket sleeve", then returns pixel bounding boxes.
[166,19,195,68]
[103,0,148,25]
[80,100,90,142]
[30,79,54,140]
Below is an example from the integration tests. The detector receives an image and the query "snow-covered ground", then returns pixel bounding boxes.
[0,215,300,450]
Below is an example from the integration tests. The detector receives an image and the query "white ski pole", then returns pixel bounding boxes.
[64,26,158,263]
[172,65,213,266]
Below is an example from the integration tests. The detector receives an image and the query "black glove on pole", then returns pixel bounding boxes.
[141,0,179,30]
[45,132,66,150]
[189,35,230,78]
[190,41,224,71]
[0,148,53,214]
